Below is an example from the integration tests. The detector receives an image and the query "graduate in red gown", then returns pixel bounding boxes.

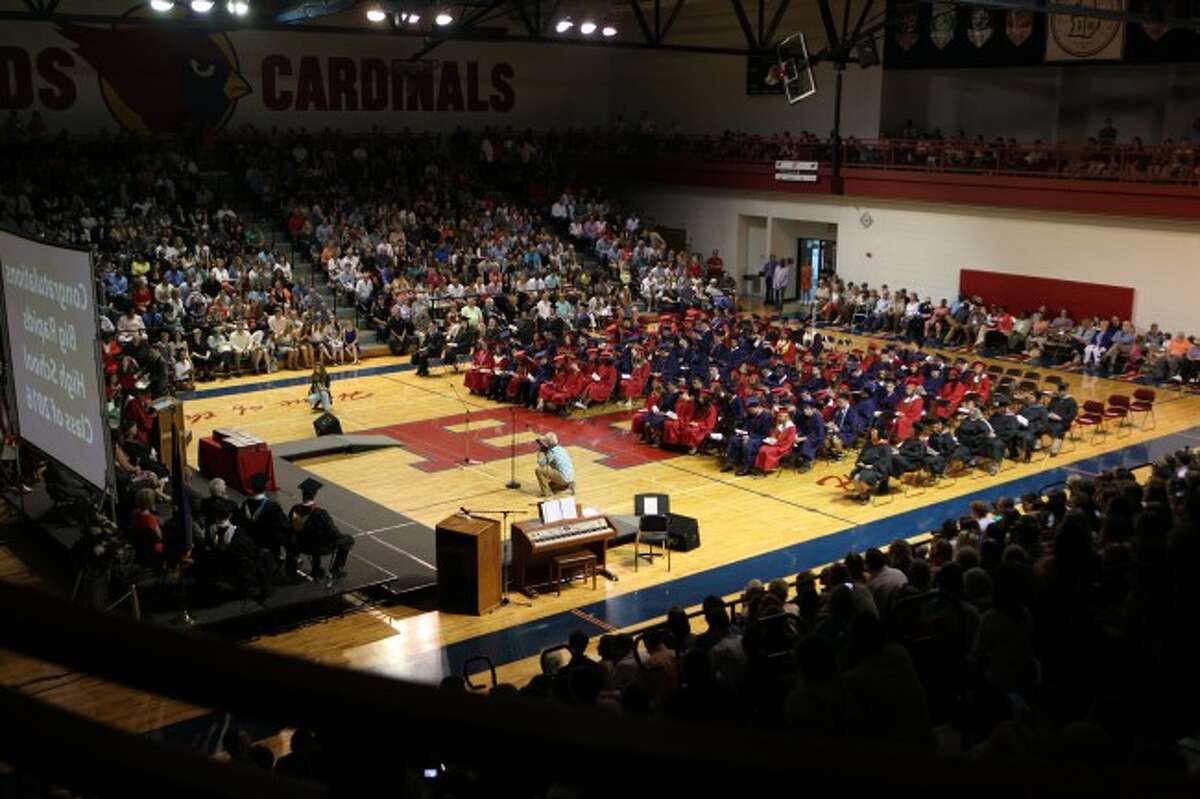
[631,378,665,438]
[936,367,967,418]
[754,406,798,474]
[660,385,697,447]
[583,350,618,406]
[675,389,719,454]
[464,343,494,394]
[539,360,586,412]
[892,380,926,440]
[619,351,650,404]
[968,361,993,405]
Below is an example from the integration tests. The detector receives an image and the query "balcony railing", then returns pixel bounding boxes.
[564,133,1200,185]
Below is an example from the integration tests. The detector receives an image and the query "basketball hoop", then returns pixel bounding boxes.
[775,32,817,104]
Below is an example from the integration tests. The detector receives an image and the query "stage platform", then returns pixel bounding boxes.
[155,438,438,626]
[9,433,438,628]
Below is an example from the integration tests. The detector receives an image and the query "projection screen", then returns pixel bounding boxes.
[0,231,109,490]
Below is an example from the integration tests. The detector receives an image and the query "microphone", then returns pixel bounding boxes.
[459,506,471,518]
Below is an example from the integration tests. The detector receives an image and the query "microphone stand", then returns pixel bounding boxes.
[461,506,530,607]
[505,406,521,490]
[448,382,482,466]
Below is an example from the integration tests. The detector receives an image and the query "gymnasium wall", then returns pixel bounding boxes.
[0,18,881,138]
[0,21,615,135]
[609,55,883,138]
[879,63,1200,142]
[629,185,1200,332]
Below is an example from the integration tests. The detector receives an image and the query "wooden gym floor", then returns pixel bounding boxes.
[2,331,1199,740]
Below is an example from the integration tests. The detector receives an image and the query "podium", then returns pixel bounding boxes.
[150,398,186,475]
[435,514,501,615]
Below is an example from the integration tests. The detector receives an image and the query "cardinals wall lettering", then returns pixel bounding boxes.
[0,20,526,134]
[261,55,514,113]
[58,23,251,136]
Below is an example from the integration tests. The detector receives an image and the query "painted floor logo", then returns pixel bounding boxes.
[366,407,678,473]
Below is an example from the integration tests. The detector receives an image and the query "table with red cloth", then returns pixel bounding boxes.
[197,430,277,495]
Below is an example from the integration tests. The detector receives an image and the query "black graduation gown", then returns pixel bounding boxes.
[1047,395,1078,438]
[852,443,892,488]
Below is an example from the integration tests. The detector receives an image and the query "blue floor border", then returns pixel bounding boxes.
[428,426,1199,682]
[180,360,421,401]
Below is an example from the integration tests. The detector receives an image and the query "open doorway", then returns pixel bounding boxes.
[796,238,837,304]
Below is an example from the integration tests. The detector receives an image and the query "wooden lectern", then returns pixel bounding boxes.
[151,398,187,475]
[435,513,501,615]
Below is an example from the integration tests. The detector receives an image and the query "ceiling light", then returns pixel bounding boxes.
[226,0,248,15]
[580,19,596,34]
[601,23,616,36]
[406,12,420,22]
[435,11,453,25]
[555,17,573,33]
[190,0,214,12]
[366,7,386,22]
[150,0,175,10]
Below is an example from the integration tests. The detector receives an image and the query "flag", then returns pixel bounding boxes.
[171,435,193,556]
[931,1,957,49]
[1006,9,1033,46]
[967,6,994,48]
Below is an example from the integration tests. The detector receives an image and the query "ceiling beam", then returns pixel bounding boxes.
[658,0,686,44]
[628,0,655,45]
[729,0,758,50]
[816,0,840,49]
[763,0,790,47]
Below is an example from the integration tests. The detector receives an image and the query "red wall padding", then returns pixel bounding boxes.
[959,269,1136,323]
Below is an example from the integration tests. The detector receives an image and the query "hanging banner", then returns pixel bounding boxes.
[1045,0,1127,61]
[1006,9,1034,47]
[931,1,958,49]
[966,6,995,48]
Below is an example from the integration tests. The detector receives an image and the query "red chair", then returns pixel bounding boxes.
[1105,394,1132,437]
[1074,400,1107,441]
[1129,388,1156,430]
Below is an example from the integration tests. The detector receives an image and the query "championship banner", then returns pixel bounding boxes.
[1045,0,1127,61]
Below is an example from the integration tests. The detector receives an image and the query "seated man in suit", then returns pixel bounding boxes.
[210,499,274,600]
[238,472,300,583]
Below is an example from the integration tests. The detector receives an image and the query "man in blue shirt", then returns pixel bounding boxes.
[535,432,575,496]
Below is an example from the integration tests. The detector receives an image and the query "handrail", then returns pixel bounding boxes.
[0,685,322,799]
[1,577,1197,793]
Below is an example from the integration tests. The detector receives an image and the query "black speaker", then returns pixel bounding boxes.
[667,513,700,552]
[313,412,342,437]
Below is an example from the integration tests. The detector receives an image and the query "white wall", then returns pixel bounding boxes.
[880,63,1200,143]
[610,54,882,138]
[630,185,1200,331]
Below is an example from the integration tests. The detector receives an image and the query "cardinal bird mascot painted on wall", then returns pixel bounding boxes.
[58,20,251,136]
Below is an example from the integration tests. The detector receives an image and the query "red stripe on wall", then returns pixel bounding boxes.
[959,269,1135,323]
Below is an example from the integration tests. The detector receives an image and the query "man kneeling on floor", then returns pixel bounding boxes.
[535,432,576,497]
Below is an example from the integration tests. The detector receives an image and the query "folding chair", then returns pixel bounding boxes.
[1023,371,1042,382]
[1129,388,1156,430]
[633,493,671,571]
[1073,400,1107,441]
[1005,368,1024,378]
[986,364,1003,377]
[1104,394,1132,437]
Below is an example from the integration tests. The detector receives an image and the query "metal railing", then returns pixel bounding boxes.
[4,579,1196,796]
[562,133,1200,186]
